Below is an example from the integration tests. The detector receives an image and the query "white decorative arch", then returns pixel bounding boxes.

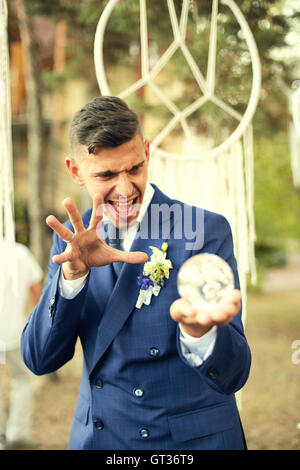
[94,0,262,337]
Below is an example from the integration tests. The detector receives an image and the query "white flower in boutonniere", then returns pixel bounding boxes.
[135,242,173,309]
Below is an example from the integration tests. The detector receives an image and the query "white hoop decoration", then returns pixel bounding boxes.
[94,0,261,340]
[94,0,261,160]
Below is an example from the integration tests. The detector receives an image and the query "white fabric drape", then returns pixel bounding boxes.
[0,0,17,308]
[290,87,300,187]
[0,0,15,242]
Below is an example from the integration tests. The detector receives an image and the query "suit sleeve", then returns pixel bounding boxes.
[176,212,251,395]
[21,231,89,375]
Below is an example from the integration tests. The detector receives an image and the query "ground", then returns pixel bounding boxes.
[2,258,300,450]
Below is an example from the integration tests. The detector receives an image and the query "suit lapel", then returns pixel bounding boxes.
[89,185,175,376]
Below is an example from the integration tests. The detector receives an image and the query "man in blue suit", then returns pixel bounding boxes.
[21,96,251,450]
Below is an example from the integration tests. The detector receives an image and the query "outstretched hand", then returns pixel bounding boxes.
[170,289,242,338]
[46,194,148,280]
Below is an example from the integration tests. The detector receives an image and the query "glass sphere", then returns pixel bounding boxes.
[177,253,234,310]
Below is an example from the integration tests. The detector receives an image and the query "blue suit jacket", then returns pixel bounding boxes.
[21,184,251,450]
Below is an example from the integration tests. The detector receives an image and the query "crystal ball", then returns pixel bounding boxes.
[177,253,234,310]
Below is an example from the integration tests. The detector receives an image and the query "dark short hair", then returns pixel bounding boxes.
[69,96,142,155]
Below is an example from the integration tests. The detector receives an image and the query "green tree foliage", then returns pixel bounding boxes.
[21,0,296,132]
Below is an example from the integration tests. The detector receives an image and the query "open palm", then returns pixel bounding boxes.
[46,194,148,280]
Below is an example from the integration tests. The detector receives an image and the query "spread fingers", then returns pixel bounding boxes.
[62,198,85,233]
[46,215,74,242]
[89,193,104,230]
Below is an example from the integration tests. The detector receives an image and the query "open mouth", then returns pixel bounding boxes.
[105,196,140,222]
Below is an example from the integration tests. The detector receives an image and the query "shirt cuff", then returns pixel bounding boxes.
[59,270,90,299]
[179,325,217,367]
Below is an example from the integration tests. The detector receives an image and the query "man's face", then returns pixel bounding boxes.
[66,133,150,227]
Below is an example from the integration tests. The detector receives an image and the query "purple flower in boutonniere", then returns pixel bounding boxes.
[137,275,154,290]
[135,243,173,309]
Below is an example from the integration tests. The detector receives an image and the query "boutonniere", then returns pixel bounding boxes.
[135,242,173,309]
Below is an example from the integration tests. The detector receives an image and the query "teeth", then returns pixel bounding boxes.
[111,199,135,206]
[119,201,133,205]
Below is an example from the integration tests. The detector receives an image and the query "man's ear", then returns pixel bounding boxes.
[144,139,150,163]
[65,157,85,186]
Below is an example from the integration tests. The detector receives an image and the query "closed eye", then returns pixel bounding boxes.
[127,167,140,175]
[97,171,115,180]
[127,160,145,174]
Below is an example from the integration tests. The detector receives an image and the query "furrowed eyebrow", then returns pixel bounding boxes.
[94,169,116,178]
[128,159,146,171]
[92,159,145,178]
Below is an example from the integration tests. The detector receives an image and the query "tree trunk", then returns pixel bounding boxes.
[15,0,44,267]
[49,20,67,210]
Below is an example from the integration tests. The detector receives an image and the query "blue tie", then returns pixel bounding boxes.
[105,222,124,278]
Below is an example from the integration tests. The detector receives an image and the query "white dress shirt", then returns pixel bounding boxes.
[59,183,217,367]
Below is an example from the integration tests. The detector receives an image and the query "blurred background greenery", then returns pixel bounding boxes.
[7,0,300,277]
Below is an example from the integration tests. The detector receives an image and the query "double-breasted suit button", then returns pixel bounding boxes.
[139,428,149,438]
[133,387,144,398]
[94,420,104,430]
[95,377,103,389]
[148,347,160,357]
[48,298,55,317]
